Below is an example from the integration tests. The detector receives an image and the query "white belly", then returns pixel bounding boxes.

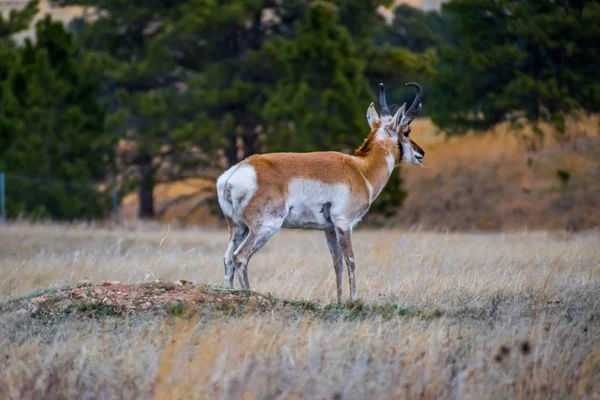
[283,203,333,229]
[282,179,350,230]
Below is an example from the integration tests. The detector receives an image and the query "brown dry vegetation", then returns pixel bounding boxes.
[393,117,600,231]
[1,223,599,399]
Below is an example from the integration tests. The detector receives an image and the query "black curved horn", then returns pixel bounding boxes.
[379,83,391,116]
[404,82,422,119]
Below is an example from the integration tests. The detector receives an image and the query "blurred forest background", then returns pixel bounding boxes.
[0,0,598,231]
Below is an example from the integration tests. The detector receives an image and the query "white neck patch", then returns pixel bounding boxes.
[385,152,395,175]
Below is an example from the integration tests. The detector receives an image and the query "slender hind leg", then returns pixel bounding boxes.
[335,227,356,300]
[325,229,344,303]
[223,217,248,289]
[233,222,283,290]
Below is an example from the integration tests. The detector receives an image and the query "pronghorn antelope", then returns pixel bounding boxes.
[217,83,425,302]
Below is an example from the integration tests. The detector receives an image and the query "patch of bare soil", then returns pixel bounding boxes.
[1,281,277,319]
[1,281,436,321]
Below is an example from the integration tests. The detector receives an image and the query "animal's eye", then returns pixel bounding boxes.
[403,128,411,137]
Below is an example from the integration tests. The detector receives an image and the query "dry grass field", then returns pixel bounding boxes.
[1,223,599,399]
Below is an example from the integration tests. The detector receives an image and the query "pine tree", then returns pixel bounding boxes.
[0,16,114,220]
[0,0,39,49]
[429,0,600,135]
[264,2,371,153]
[374,4,456,53]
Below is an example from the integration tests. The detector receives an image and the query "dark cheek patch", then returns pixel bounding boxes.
[398,140,404,159]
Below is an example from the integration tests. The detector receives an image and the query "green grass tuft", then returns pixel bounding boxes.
[166,302,187,316]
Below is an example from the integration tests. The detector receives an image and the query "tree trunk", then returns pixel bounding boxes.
[138,153,155,219]
[225,134,238,168]
[242,132,260,159]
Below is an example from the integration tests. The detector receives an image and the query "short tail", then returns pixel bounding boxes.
[216,163,241,219]
[217,184,233,218]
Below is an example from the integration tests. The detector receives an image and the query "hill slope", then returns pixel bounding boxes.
[394,118,600,231]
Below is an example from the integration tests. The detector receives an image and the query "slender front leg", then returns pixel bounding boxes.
[335,227,356,300]
[325,230,343,303]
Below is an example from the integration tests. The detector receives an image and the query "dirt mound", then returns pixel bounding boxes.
[2,281,276,318]
[1,281,436,321]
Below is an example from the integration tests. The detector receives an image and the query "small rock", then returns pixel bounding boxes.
[30,297,47,304]
[140,302,152,310]
[77,279,93,288]
[174,281,184,287]
[75,292,88,300]
[15,309,28,316]
[102,280,121,286]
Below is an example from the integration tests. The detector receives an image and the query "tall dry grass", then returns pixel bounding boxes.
[1,223,599,308]
[1,223,599,399]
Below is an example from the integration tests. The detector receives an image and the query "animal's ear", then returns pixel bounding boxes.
[392,103,407,130]
[366,102,379,129]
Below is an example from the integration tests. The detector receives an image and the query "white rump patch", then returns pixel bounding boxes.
[217,163,257,223]
[216,164,239,218]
